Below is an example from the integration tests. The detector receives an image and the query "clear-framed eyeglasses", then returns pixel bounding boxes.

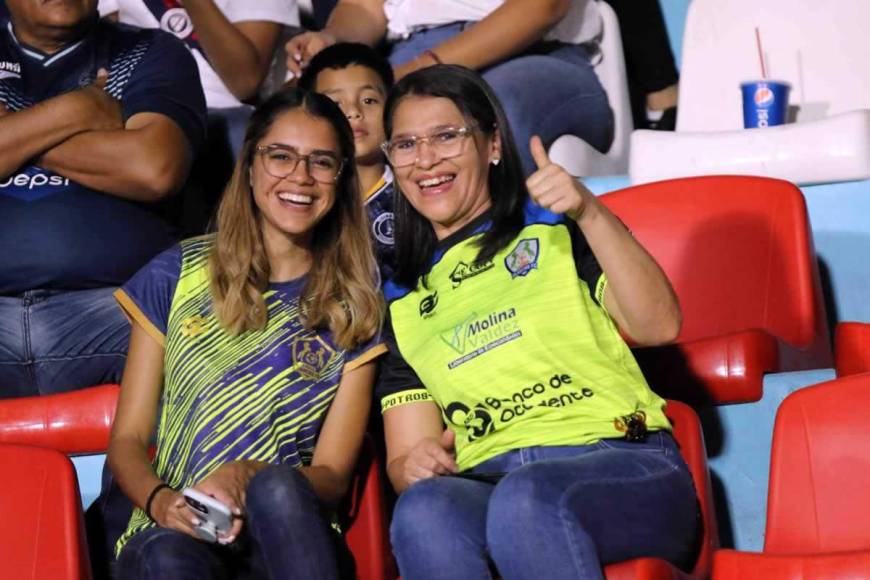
[381,125,477,168]
[255,144,344,184]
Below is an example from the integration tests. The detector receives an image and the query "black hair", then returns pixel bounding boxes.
[383,65,528,289]
[298,42,395,93]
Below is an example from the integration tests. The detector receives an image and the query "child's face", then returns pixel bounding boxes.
[315,65,388,166]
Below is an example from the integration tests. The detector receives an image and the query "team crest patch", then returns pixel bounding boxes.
[291,337,335,380]
[372,212,394,245]
[504,238,540,278]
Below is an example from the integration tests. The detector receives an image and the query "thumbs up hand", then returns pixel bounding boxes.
[525,135,595,222]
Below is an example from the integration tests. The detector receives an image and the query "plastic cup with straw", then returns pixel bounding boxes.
[740,27,790,128]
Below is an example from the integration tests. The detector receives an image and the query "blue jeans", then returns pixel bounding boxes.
[0,288,129,398]
[389,22,614,176]
[117,466,342,579]
[391,432,699,580]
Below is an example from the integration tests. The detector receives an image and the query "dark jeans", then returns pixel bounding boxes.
[116,466,343,579]
[86,463,135,580]
[602,0,680,128]
[391,432,699,580]
[0,288,128,398]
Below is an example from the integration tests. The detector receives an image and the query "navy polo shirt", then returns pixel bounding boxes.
[0,17,206,294]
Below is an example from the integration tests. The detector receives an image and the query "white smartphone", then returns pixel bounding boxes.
[182,488,234,543]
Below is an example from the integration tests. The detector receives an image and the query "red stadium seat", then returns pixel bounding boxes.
[0,384,391,578]
[600,175,832,404]
[714,550,870,579]
[604,400,719,580]
[834,322,870,377]
[0,443,91,580]
[712,373,870,578]
[343,434,395,580]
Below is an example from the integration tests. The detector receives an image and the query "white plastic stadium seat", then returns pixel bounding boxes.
[630,0,870,186]
[548,0,633,177]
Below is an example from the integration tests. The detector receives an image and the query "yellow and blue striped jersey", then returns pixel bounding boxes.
[114,236,385,553]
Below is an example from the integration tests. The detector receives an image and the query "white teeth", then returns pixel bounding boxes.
[419,175,455,187]
[278,192,313,204]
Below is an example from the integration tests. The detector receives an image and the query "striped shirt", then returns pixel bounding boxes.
[115,236,384,553]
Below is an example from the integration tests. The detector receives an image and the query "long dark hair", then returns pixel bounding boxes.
[384,65,528,289]
[209,87,382,348]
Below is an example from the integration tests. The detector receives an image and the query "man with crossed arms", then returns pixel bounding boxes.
[0,0,206,398]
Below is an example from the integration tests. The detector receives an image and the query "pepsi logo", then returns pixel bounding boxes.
[754,86,775,106]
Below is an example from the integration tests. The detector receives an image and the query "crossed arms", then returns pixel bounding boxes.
[0,74,193,202]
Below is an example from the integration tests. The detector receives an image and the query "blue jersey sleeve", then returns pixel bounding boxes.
[343,330,387,374]
[120,30,207,151]
[114,244,183,345]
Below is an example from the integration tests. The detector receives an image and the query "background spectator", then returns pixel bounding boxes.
[286,0,613,176]
[99,0,298,155]
[299,42,396,283]
[0,0,206,399]
[603,0,679,130]
[99,0,300,233]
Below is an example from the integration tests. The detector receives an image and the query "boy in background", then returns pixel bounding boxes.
[299,43,395,282]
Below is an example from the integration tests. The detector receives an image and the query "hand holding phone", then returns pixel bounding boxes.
[182,488,234,543]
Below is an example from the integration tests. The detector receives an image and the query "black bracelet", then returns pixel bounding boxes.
[145,483,173,521]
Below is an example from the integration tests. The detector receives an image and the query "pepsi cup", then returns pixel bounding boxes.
[740,81,790,128]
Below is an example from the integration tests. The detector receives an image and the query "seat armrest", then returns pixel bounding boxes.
[629,110,870,186]
[549,135,628,177]
[0,384,120,454]
[633,329,780,404]
[714,548,870,579]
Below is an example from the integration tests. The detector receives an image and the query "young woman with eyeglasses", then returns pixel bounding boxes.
[107,87,385,579]
[376,65,699,580]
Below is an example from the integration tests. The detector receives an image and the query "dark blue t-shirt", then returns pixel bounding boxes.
[365,168,396,285]
[0,18,206,295]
